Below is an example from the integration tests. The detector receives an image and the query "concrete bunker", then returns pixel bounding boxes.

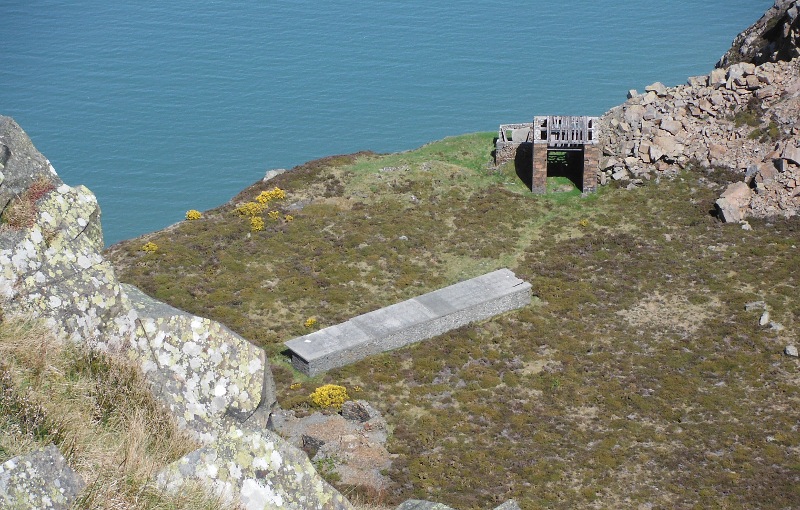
[495,115,599,193]
[284,269,532,377]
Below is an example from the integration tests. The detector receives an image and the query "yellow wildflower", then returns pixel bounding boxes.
[185,209,202,220]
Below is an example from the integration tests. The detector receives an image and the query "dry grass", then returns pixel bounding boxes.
[0,316,235,510]
[0,176,57,229]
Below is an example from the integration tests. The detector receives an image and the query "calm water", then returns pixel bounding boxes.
[2,1,770,245]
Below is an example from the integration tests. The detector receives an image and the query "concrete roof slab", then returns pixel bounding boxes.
[284,321,370,362]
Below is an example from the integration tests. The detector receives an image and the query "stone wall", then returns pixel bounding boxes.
[531,143,547,193]
[583,144,600,193]
[494,123,532,165]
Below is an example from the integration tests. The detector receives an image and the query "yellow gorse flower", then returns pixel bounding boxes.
[309,384,349,409]
[250,216,265,232]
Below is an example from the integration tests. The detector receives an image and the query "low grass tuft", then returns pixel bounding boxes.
[0,316,235,510]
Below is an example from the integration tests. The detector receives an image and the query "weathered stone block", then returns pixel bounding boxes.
[124,284,274,442]
[0,445,85,510]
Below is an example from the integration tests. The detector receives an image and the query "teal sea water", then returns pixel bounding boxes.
[3,1,771,245]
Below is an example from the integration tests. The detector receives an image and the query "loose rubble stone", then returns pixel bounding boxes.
[341,400,380,422]
[598,45,800,223]
[715,182,752,223]
[0,445,85,510]
[270,404,391,492]
[645,81,668,96]
[785,345,799,357]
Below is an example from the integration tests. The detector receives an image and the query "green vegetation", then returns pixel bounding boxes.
[749,121,781,143]
[108,132,800,509]
[0,317,232,510]
[730,97,781,143]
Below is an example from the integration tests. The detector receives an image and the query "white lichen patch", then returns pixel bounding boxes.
[157,426,353,510]
[123,286,270,441]
[0,446,84,509]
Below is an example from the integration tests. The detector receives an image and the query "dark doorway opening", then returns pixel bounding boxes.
[547,149,584,190]
[514,142,533,189]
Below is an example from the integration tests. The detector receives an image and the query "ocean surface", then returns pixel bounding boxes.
[3,1,771,245]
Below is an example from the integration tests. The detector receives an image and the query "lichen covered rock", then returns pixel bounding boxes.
[0,117,136,351]
[124,284,274,442]
[0,445,85,509]
[157,425,353,510]
[0,114,349,509]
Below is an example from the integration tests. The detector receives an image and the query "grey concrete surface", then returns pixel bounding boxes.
[285,268,531,376]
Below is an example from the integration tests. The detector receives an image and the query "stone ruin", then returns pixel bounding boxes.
[495,115,600,194]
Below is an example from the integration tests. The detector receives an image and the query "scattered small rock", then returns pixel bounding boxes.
[745,301,766,311]
[262,168,287,182]
[760,310,770,326]
[785,345,799,357]
[270,403,391,492]
[341,400,380,423]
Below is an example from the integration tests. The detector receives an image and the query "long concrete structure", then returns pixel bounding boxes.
[284,268,532,376]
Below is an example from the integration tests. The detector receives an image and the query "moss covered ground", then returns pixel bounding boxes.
[107,133,800,509]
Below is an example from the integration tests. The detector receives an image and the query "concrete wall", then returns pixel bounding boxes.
[285,269,532,377]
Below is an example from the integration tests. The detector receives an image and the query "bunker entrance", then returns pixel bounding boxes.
[495,116,599,194]
[547,149,584,191]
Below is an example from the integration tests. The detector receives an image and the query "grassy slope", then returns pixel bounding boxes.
[107,133,800,509]
[0,318,234,509]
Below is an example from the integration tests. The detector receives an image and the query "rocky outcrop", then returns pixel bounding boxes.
[599,57,800,222]
[270,400,392,492]
[0,115,349,509]
[124,284,274,443]
[0,445,85,509]
[158,425,351,510]
[719,0,800,67]
[0,116,274,441]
